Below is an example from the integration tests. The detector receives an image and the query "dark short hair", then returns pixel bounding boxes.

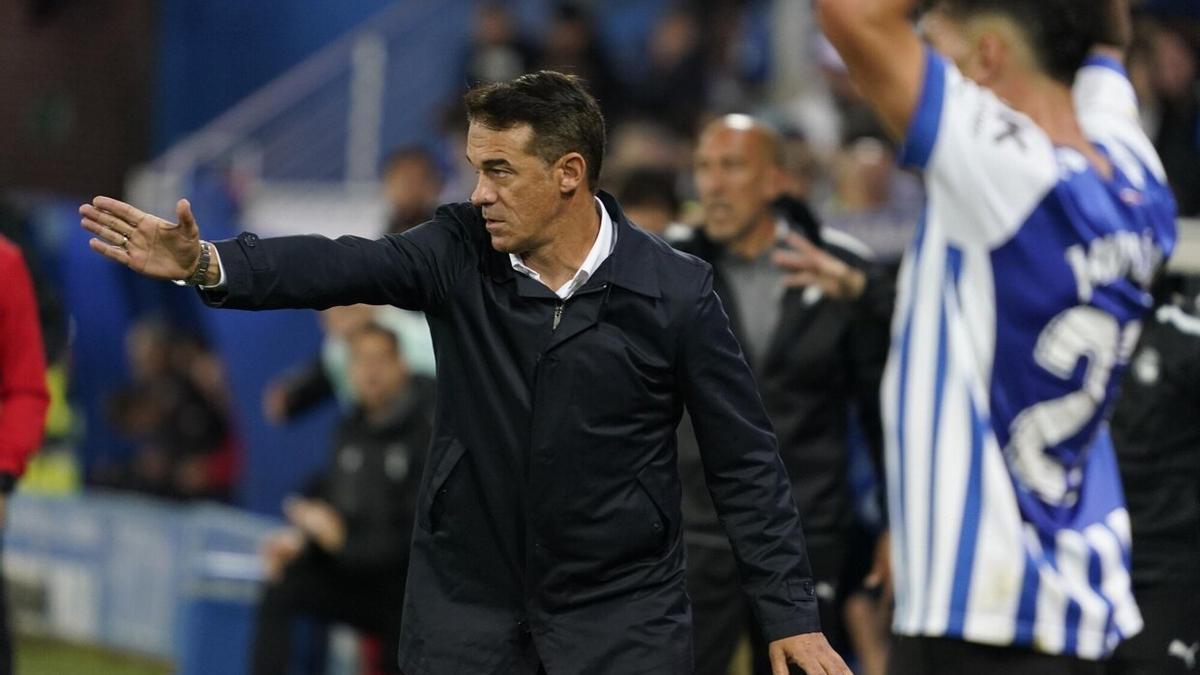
[382,145,441,180]
[928,0,1097,85]
[616,168,680,215]
[463,70,606,192]
[348,321,402,357]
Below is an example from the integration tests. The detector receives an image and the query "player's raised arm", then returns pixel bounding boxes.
[814,0,925,139]
[1092,0,1133,63]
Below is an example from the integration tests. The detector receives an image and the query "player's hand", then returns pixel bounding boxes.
[80,197,208,282]
[284,497,346,553]
[864,530,893,602]
[768,632,852,675]
[771,231,866,300]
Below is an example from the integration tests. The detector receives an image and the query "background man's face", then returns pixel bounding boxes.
[467,122,565,255]
[383,156,442,233]
[694,127,780,245]
[348,331,408,412]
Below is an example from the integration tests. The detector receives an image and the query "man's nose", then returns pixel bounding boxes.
[471,177,496,207]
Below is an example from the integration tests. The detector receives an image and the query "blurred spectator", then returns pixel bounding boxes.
[0,234,50,674]
[1140,24,1200,216]
[778,130,825,202]
[0,199,67,363]
[536,2,620,119]
[614,167,686,237]
[1108,277,1200,674]
[381,146,444,235]
[676,115,891,674]
[105,319,236,500]
[251,323,432,675]
[629,7,708,135]
[604,118,691,180]
[462,3,537,86]
[262,303,435,424]
[819,135,923,263]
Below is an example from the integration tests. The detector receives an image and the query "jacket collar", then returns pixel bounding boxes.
[485,190,661,299]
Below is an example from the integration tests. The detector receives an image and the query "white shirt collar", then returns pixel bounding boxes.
[509,196,616,300]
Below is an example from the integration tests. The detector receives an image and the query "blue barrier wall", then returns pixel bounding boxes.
[5,492,277,671]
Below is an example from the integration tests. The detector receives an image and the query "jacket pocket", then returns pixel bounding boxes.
[634,464,675,554]
[418,436,466,533]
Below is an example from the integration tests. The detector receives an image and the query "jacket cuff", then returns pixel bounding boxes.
[758,596,822,642]
[197,234,262,307]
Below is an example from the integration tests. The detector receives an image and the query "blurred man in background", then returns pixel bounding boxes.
[818,0,1177,670]
[614,166,685,238]
[678,113,892,675]
[0,235,49,674]
[252,322,432,675]
[107,318,236,500]
[382,146,445,236]
[1108,277,1200,675]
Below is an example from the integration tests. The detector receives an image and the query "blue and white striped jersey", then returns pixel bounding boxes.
[884,48,1177,659]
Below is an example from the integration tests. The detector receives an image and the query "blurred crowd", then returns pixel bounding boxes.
[1,1,1198,673]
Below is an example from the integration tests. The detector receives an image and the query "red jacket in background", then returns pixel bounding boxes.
[0,236,48,477]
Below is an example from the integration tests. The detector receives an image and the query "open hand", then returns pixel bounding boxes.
[80,197,203,281]
[284,497,346,553]
[260,527,305,582]
[768,631,852,675]
[771,231,866,300]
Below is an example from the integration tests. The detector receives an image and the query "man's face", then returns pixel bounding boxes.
[348,332,408,412]
[467,122,565,254]
[694,126,780,245]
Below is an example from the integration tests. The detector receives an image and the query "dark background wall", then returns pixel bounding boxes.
[0,0,156,197]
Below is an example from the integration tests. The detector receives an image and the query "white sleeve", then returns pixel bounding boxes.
[1073,55,1139,125]
[1073,55,1169,189]
[900,48,1059,246]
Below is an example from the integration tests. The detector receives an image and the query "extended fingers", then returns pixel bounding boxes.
[93,196,149,224]
[87,236,132,266]
[80,204,136,237]
[81,217,128,248]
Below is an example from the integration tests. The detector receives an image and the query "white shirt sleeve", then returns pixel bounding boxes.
[899,48,1059,246]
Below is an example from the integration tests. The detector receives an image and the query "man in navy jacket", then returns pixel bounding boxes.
[81,71,848,675]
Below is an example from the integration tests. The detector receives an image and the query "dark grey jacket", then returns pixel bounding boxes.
[201,192,818,675]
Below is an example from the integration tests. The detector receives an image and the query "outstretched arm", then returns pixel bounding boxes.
[81,196,472,312]
[815,0,925,140]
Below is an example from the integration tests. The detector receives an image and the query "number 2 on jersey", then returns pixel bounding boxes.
[1004,306,1141,507]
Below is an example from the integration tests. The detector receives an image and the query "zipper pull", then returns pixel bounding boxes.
[553,302,564,330]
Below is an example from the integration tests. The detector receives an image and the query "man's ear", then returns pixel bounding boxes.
[976,31,1008,86]
[557,152,588,194]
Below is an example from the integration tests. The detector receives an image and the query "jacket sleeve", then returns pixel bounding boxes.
[0,244,49,476]
[678,267,821,641]
[199,207,472,313]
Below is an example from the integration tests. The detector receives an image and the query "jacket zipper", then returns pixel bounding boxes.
[552,282,607,332]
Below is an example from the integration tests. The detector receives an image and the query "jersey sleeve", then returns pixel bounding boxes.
[899,47,1059,245]
[1073,55,1139,125]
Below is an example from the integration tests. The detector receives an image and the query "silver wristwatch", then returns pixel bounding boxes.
[179,240,212,286]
